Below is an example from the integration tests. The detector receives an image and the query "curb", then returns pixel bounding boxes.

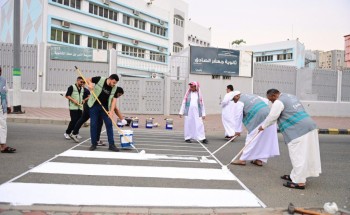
[318,128,350,135]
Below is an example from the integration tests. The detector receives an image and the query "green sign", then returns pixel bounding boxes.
[50,46,93,61]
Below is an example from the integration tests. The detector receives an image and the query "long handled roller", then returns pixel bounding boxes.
[200,135,238,162]
[226,130,262,166]
[74,66,142,153]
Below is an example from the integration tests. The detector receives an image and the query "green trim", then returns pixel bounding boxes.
[13,68,21,76]
[243,101,268,126]
[279,111,310,132]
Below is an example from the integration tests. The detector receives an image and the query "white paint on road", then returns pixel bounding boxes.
[0,182,262,207]
[30,162,236,180]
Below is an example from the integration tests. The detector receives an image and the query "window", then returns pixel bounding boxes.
[88,3,118,21]
[54,0,81,9]
[134,19,146,30]
[256,55,273,62]
[188,36,191,41]
[173,15,184,27]
[150,24,166,36]
[121,45,145,58]
[277,53,293,60]
[123,14,130,25]
[87,37,116,50]
[51,28,80,45]
[150,51,166,63]
[173,42,183,53]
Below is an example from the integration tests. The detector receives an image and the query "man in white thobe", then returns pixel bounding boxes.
[231,91,279,166]
[221,85,236,139]
[258,88,321,190]
[179,81,208,144]
[0,66,16,153]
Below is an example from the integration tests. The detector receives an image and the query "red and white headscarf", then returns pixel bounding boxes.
[182,81,203,105]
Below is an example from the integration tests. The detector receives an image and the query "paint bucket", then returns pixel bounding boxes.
[166,118,173,130]
[146,118,153,129]
[117,119,124,128]
[131,118,139,128]
[118,130,134,148]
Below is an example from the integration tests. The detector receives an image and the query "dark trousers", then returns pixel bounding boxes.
[90,103,114,146]
[66,109,82,134]
[72,103,103,140]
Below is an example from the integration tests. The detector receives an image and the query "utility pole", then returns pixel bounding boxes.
[13,0,24,113]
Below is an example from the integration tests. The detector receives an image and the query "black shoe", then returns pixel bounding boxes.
[185,139,192,143]
[89,145,97,151]
[108,145,120,152]
[225,136,230,139]
[201,139,209,144]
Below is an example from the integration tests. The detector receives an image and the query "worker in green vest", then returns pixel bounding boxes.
[64,76,85,140]
[85,74,120,152]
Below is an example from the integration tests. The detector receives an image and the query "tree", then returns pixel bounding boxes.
[231,39,246,46]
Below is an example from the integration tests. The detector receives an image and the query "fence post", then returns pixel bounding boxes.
[109,49,117,75]
[337,70,342,102]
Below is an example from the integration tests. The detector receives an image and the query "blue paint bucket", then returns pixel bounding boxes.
[118,130,134,148]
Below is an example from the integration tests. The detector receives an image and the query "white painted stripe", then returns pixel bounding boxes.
[134,143,204,149]
[0,183,262,207]
[60,150,202,161]
[30,162,235,180]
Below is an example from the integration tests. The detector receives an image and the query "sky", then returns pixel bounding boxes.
[184,0,350,51]
[0,0,348,51]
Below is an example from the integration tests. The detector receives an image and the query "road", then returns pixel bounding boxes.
[0,122,349,209]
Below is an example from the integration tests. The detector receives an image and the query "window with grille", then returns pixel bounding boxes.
[88,3,118,21]
[150,24,166,36]
[173,42,183,53]
[150,51,166,63]
[123,14,131,25]
[173,15,184,27]
[121,45,145,58]
[87,37,116,50]
[53,0,81,9]
[134,19,146,30]
[51,28,80,45]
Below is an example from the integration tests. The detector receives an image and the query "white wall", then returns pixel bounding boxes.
[188,74,253,114]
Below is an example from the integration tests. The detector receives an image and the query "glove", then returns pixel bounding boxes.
[121,119,128,125]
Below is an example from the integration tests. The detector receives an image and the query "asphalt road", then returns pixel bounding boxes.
[0,122,349,210]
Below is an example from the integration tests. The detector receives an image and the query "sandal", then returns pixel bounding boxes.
[281,175,292,181]
[231,160,246,166]
[251,160,263,166]
[1,146,16,153]
[283,181,305,190]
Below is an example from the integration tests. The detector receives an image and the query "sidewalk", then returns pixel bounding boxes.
[7,107,350,134]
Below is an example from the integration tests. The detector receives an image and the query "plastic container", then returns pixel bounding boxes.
[131,118,139,128]
[166,118,173,130]
[146,118,153,129]
[118,130,133,148]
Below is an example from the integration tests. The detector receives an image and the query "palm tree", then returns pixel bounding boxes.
[231,39,246,47]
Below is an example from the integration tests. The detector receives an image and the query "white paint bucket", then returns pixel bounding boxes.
[118,130,133,148]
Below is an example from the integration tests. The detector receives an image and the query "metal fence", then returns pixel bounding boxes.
[46,46,109,92]
[253,63,349,102]
[0,43,37,90]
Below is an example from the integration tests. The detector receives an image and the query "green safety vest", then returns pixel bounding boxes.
[87,77,117,110]
[69,84,84,110]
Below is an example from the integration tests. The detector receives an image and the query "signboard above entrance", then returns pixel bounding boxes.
[190,46,240,76]
[50,46,108,62]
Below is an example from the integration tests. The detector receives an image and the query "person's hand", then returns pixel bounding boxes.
[235,132,241,136]
[108,111,114,119]
[6,107,11,114]
[258,126,264,131]
[179,114,182,118]
[202,116,206,120]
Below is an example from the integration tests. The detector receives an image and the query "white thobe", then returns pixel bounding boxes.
[234,99,279,163]
[179,92,206,141]
[262,99,321,183]
[221,92,236,136]
[0,84,8,144]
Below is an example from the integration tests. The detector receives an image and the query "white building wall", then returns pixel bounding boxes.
[241,39,305,68]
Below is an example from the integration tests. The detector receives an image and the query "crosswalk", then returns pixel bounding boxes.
[0,128,265,207]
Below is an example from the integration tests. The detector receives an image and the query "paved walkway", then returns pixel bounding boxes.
[7,107,350,134]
